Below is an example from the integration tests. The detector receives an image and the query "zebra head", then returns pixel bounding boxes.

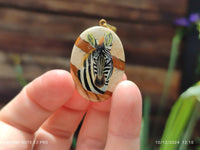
[87,33,113,88]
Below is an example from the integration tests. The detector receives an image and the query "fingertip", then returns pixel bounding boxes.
[114,80,142,103]
[26,70,75,111]
[110,80,142,137]
[114,80,142,121]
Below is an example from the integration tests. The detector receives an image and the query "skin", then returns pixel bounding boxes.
[0,70,142,150]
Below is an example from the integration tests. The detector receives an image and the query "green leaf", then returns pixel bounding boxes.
[140,96,151,150]
[180,84,200,101]
[178,102,200,150]
[15,64,27,87]
[159,83,200,150]
[72,136,77,149]
[10,54,27,87]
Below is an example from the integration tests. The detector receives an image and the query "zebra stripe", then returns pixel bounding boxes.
[78,53,105,94]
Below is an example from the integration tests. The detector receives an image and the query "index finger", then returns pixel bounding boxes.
[0,70,75,149]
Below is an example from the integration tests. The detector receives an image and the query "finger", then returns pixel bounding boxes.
[105,80,142,150]
[0,70,75,149]
[75,73,127,150]
[33,90,91,150]
[122,73,127,80]
[76,98,111,150]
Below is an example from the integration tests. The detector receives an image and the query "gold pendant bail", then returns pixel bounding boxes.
[99,19,117,33]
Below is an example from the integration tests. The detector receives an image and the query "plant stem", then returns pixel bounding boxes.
[153,27,184,139]
[140,96,151,150]
[160,27,184,107]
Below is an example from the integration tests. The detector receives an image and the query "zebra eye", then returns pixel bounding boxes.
[70,21,125,102]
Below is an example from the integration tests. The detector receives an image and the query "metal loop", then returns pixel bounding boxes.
[99,19,117,33]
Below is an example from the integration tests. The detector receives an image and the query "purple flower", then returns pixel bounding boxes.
[189,13,200,23]
[174,18,190,27]
[174,13,200,27]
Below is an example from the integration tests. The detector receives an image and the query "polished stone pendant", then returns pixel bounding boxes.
[70,19,125,102]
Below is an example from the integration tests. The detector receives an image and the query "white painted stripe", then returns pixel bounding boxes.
[86,54,101,94]
[80,68,86,90]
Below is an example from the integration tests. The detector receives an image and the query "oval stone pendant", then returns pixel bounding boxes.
[70,19,125,102]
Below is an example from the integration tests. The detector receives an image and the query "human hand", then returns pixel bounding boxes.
[0,70,142,150]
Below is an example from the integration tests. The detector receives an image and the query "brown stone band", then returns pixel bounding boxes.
[112,56,125,70]
[75,36,125,71]
[75,36,95,53]
[70,63,112,102]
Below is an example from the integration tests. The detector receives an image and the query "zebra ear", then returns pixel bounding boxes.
[104,32,113,50]
[87,34,97,48]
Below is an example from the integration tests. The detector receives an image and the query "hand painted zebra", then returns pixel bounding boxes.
[77,32,113,94]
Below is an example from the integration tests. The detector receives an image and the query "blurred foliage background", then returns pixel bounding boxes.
[0,0,200,149]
